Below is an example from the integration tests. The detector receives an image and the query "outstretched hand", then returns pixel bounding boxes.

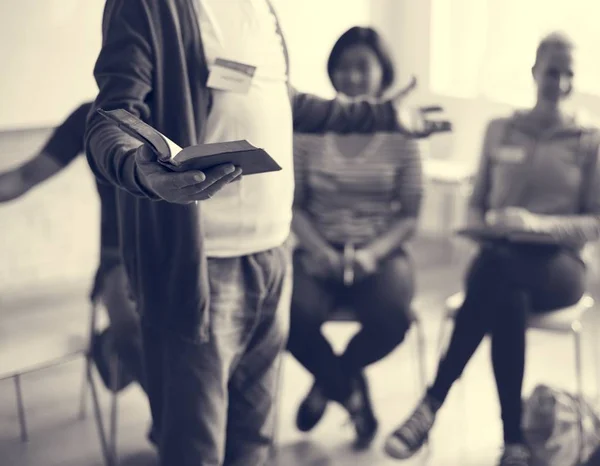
[486,207,543,233]
[388,76,452,139]
[396,105,452,139]
[135,144,243,204]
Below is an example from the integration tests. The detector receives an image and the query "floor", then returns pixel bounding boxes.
[1,239,599,466]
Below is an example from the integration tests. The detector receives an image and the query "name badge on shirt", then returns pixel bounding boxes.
[493,146,526,164]
[206,58,257,94]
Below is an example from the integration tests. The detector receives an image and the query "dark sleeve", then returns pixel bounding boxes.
[85,0,159,199]
[533,134,600,245]
[42,102,93,167]
[394,136,423,218]
[291,88,400,134]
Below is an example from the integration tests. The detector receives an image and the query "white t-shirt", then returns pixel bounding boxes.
[195,0,294,257]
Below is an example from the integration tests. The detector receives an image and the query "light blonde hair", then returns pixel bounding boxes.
[534,31,574,67]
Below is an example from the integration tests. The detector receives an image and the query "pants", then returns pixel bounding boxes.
[287,248,414,403]
[428,242,586,444]
[99,265,146,392]
[143,246,291,466]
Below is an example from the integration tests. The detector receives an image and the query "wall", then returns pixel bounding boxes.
[0,0,104,130]
[0,0,368,130]
[0,130,99,297]
[271,0,370,97]
[370,0,600,167]
[0,1,373,296]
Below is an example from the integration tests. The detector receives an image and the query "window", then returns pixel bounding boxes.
[271,0,371,97]
[430,0,600,105]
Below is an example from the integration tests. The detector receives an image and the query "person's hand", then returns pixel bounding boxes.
[389,77,452,138]
[300,248,343,280]
[353,248,379,281]
[485,207,542,232]
[0,169,29,203]
[135,144,243,204]
[395,105,452,139]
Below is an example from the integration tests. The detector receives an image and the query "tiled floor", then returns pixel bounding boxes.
[1,242,599,466]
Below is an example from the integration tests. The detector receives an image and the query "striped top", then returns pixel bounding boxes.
[293,132,423,245]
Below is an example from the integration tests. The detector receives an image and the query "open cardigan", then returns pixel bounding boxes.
[86,0,402,342]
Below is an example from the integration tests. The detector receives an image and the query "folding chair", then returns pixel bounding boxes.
[438,291,598,463]
[81,299,122,466]
[0,334,87,443]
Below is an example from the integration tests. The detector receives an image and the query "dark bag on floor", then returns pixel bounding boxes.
[523,384,600,466]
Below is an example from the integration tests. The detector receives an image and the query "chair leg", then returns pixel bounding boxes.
[13,374,28,442]
[108,355,121,466]
[574,330,585,465]
[81,302,99,421]
[79,358,89,420]
[414,320,428,392]
[270,353,285,458]
[592,321,600,407]
[87,361,112,466]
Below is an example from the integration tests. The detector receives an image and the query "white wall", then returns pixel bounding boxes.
[0,0,104,130]
[271,0,371,97]
[0,0,369,131]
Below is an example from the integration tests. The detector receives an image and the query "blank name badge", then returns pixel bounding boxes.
[206,58,257,94]
[494,146,526,164]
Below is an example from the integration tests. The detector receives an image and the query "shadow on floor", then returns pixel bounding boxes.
[115,451,158,466]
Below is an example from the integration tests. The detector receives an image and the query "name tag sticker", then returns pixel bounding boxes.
[206,58,257,94]
[494,146,526,163]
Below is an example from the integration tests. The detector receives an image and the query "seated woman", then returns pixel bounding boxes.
[384,32,600,466]
[287,26,423,449]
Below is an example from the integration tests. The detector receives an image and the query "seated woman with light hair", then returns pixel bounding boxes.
[384,32,600,466]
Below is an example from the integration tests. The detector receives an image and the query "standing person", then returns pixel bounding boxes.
[0,102,149,427]
[86,1,446,465]
[384,32,600,466]
[287,27,422,450]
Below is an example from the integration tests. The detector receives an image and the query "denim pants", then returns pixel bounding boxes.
[143,246,291,466]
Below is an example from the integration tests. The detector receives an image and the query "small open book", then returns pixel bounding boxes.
[97,108,282,175]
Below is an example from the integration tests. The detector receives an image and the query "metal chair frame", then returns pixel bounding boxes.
[437,291,598,463]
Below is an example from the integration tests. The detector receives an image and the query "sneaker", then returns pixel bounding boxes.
[498,444,531,466]
[345,372,378,450]
[296,382,329,432]
[384,396,439,459]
